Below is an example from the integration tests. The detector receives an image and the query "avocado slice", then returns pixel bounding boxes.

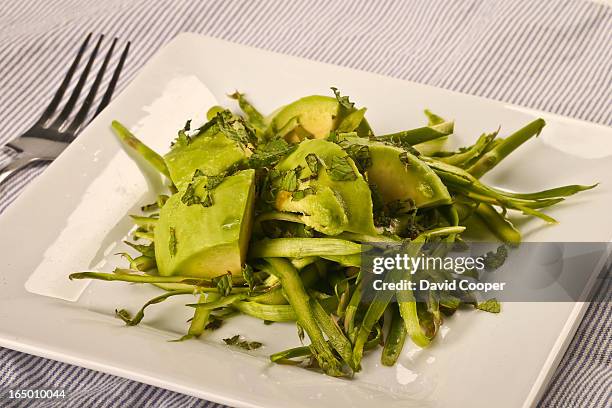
[155,169,256,278]
[274,139,378,235]
[164,130,247,189]
[269,95,340,141]
[346,137,452,208]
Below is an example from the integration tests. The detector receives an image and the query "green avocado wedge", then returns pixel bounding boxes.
[155,169,256,278]
[269,95,340,142]
[345,137,452,208]
[274,139,378,236]
[164,129,248,189]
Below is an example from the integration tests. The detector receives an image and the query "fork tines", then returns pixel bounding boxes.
[39,33,130,135]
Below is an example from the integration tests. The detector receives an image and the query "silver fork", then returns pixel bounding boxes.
[0,33,130,185]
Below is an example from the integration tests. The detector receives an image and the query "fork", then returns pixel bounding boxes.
[0,33,130,185]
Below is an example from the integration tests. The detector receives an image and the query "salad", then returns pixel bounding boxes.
[70,88,595,377]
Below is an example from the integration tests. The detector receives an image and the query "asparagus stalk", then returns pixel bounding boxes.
[249,287,288,305]
[461,190,564,209]
[187,293,249,310]
[438,131,497,167]
[310,297,355,369]
[466,118,545,178]
[377,121,454,146]
[475,203,521,245]
[397,283,433,348]
[174,292,221,341]
[381,304,408,366]
[130,215,158,230]
[233,301,297,322]
[351,270,398,368]
[70,271,215,287]
[424,158,558,223]
[265,258,346,377]
[116,289,195,326]
[492,184,597,200]
[424,109,445,125]
[250,238,362,258]
[270,345,312,363]
[111,121,171,178]
[344,278,364,336]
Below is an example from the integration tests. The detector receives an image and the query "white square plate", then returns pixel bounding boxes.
[1,33,611,408]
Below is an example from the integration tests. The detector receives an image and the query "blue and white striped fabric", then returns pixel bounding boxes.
[1,1,610,407]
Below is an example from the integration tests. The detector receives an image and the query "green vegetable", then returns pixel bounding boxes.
[155,169,256,278]
[467,119,545,178]
[475,203,521,245]
[476,298,501,313]
[265,258,346,376]
[233,301,296,322]
[250,238,362,258]
[164,123,248,190]
[310,296,354,369]
[381,304,408,366]
[73,90,596,379]
[112,121,171,179]
[437,131,497,167]
[115,289,195,326]
[269,95,340,141]
[482,245,509,271]
[274,139,378,235]
[229,91,267,135]
[174,292,221,341]
[345,137,452,208]
[223,334,263,350]
[376,120,454,147]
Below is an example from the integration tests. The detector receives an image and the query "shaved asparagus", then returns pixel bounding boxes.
[467,119,545,178]
[111,121,170,178]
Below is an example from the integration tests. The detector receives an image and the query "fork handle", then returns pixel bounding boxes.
[0,153,37,185]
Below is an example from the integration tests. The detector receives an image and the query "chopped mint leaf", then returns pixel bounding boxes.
[331,87,355,112]
[243,264,256,292]
[214,273,232,296]
[205,317,223,331]
[215,110,257,149]
[344,144,371,173]
[476,298,501,313]
[369,183,389,227]
[292,187,315,201]
[329,156,357,181]
[181,171,227,208]
[223,334,263,350]
[305,153,320,174]
[483,245,508,271]
[171,129,191,148]
[248,139,295,168]
[223,334,240,345]
[277,167,301,192]
[168,227,177,257]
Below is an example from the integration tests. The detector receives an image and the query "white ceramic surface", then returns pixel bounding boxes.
[1,33,611,408]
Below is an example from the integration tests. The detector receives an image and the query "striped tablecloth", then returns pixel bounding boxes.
[1,1,610,407]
